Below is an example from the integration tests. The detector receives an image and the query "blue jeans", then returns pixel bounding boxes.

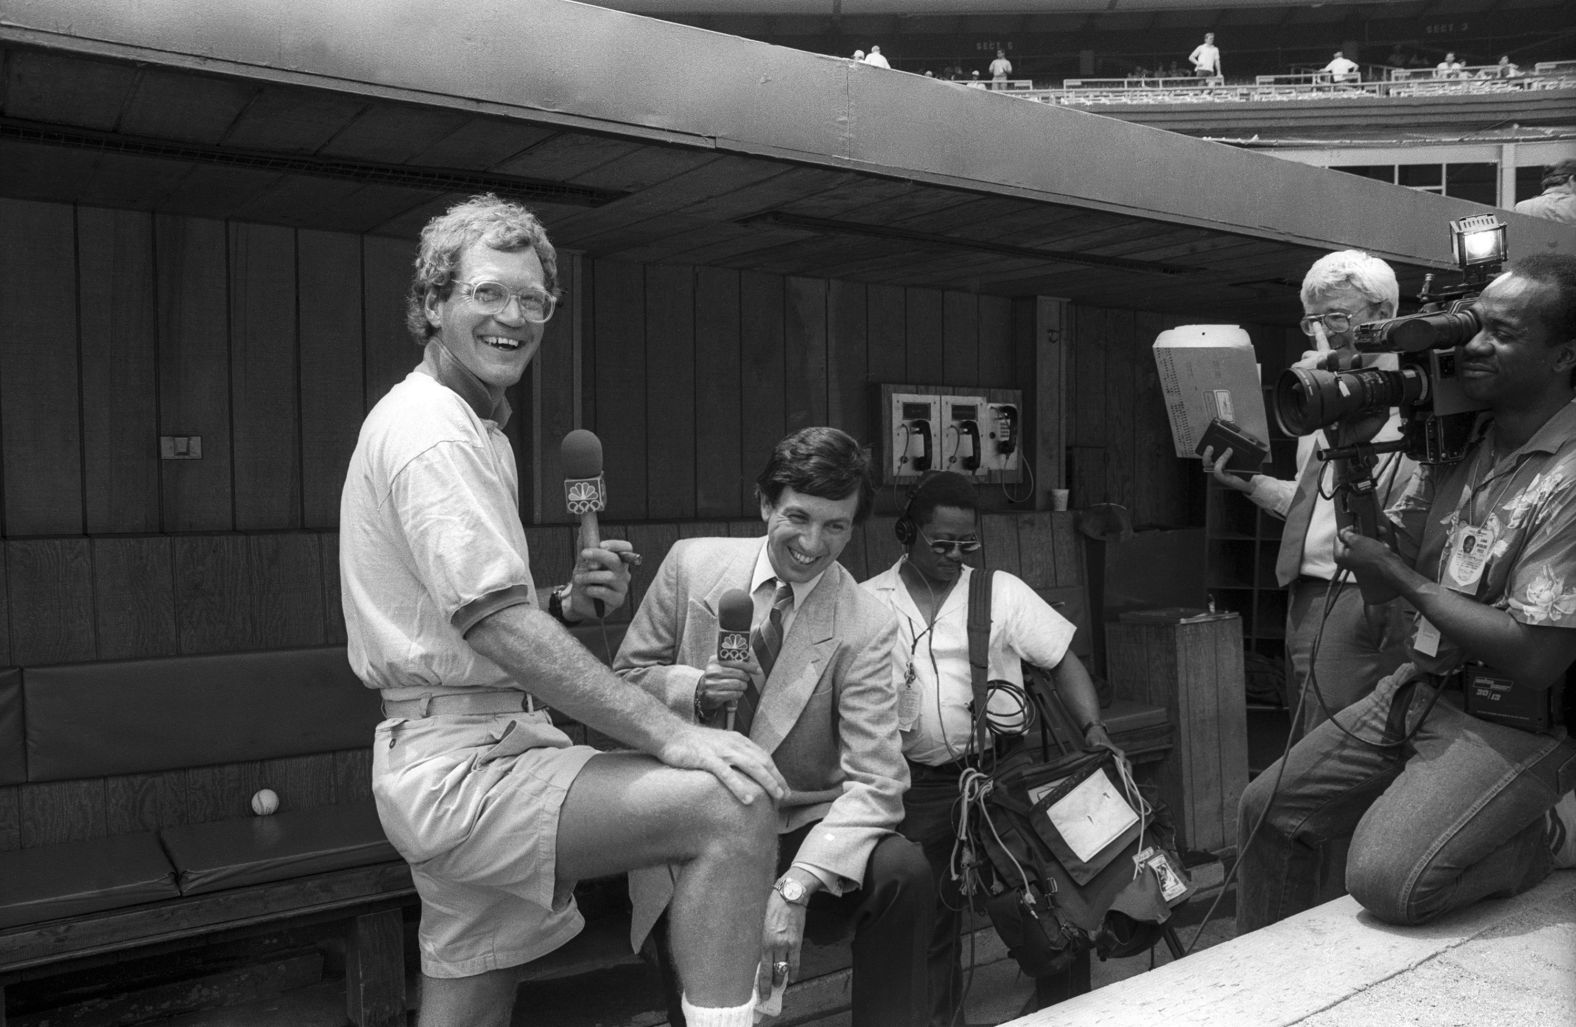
[1285,580,1412,736]
[1237,663,1576,931]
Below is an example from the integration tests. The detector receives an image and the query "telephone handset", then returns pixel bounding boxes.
[958,420,981,471]
[908,419,934,472]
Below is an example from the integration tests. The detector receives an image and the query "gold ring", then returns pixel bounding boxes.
[772,960,790,975]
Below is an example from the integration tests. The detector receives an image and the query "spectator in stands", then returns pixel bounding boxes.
[1384,44,1411,79]
[1493,55,1522,78]
[616,427,931,1027]
[851,49,865,62]
[989,48,1013,90]
[1205,251,1415,743]
[339,193,786,1027]
[1434,52,1464,78]
[969,69,984,87]
[1514,159,1576,225]
[861,471,1120,1026]
[1321,50,1361,84]
[1189,32,1222,81]
[864,45,890,69]
[1236,254,1576,936]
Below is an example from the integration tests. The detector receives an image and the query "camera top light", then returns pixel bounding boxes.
[1450,214,1507,272]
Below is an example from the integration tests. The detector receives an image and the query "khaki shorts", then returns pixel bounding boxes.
[372,711,600,978]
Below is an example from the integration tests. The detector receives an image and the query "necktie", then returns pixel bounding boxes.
[735,581,793,735]
[1274,454,1324,587]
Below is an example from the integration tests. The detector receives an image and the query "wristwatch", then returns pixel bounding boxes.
[773,876,809,906]
[548,584,575,624]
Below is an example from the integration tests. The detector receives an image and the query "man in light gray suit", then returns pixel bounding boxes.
[616,427,931,1027]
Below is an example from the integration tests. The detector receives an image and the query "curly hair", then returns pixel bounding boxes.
[755,427,876,524]
[403,193,559,345]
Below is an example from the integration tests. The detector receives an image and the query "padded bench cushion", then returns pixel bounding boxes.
[23,647,382,782]
[0,667,21,785]
[159,799,399,896]
[0,832,179,930]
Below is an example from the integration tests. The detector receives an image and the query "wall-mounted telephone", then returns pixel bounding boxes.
[984,401,1021,473]
[889,393,941,479]
[941,395,987,475]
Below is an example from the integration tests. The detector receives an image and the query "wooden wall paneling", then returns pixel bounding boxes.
[79,206,161,534]
[1102,309,1138,518]
[644,265,696,519]
[1028,297,1069,497]
[677,521,729,539]
[980,513,1022,579]
[1050,511,1083,589]
[694,267,742,518]
[591,261,647,521]
[622,522,681,613]
[528,252,580,526]
[333,748,373,803]
[861,515,903,581]
[319,532,347,645]
[5,539,95,665]
[1133,309,1183,528]
[826,279,869,446]
[1014,516,1058,592]
[172,535,253,653]
[0,199,84,535]
[727,520,761,539]
[262,753,338,812]
[92,536,178,660]
[0,786,17,851]
[784,276,828,433]
[297,229,365,529]
[249,533,326,648]
[156,214,233,531]
[865,284,906,385]
[977,296,1014,389]
[230,223,301,530]
[1067,306,1109,507]
[523,525,577,596]
[904,288,945,385]
[361,234,415,414]
[104,770,185,836]
[0,546,9,665]
[184,761,264,825]
[739,273,785,511]
[942,291,979,388]
[19,780,107,847]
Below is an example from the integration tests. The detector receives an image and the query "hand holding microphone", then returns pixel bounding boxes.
[560,429,640,620]
[712,589,756,730]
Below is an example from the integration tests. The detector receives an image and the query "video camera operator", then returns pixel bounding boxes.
[1237,254,1576,934]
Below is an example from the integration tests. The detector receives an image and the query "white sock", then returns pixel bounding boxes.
[680,991,756,1027]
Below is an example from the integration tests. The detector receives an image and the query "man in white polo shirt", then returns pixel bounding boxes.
[340,193,785,1027]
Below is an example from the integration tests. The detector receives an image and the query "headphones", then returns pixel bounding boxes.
[894,471,940,546]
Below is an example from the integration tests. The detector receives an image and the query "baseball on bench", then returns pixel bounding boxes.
[251,788,280,816]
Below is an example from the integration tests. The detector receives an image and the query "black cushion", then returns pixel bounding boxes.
[160,800,399,896]
[23,648,383,781]
[0,832,179,930]
[0,667,21,785]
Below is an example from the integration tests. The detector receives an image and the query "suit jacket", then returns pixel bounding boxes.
[614,536,906,948]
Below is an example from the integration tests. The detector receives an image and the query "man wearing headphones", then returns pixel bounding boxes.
[861,471,1119,1025]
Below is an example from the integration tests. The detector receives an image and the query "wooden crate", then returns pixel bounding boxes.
[1105,615,1247,853]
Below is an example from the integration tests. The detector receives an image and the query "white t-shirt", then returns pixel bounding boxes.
[862,562,1074,766]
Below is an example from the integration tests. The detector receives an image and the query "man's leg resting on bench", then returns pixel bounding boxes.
[558,752,778,1024]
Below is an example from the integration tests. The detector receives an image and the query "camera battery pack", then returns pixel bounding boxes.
[1195,418,1270,474]
[1463,665,1564,732]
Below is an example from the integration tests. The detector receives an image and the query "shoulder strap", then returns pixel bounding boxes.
[968,568,993,753]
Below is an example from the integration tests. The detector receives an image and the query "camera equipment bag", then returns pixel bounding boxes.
[960,569,1192,976]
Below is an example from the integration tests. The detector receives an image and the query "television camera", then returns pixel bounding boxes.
[1269,215,1507,555]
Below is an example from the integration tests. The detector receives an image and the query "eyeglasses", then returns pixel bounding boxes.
[918,528,981,556]
[1298,310,1357,337]
[455,280,557,324]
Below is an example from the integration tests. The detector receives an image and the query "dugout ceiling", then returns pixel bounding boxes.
[1,0,1571,326]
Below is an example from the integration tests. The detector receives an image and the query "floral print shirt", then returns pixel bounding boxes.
[1387,398,1576,674]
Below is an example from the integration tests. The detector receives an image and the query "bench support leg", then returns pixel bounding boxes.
[346,908,406,1027]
